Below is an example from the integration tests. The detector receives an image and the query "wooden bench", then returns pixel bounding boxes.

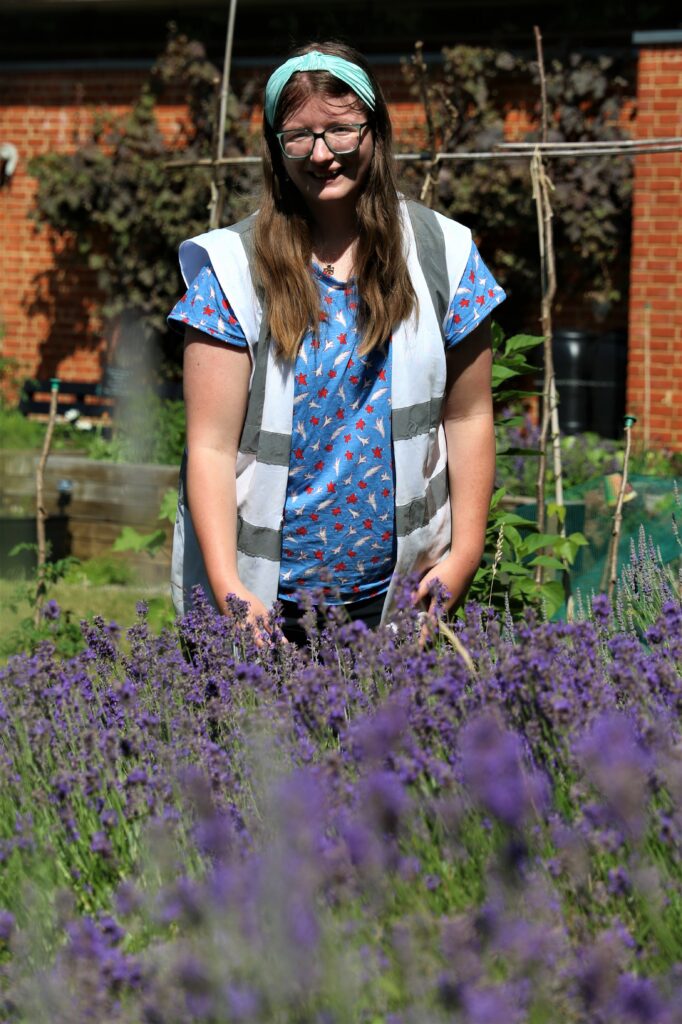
[19,379,112,421]
[18,377,183,422]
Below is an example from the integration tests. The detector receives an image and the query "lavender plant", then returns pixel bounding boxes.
[0,580,680,1023]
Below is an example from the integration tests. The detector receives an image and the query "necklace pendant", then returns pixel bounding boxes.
[322,263,334,277]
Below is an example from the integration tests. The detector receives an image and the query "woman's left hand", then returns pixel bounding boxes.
[413,549,481,618]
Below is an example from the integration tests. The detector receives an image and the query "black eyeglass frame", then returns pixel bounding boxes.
[275,122,370,160]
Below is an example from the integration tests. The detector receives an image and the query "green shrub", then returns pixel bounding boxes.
[64,556,136,587]
[0,407,46,450]
[84,394,185,465]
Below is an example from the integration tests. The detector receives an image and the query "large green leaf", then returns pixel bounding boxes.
[113,526,166,557]
[491,364,520,386]
[504,333,544,354]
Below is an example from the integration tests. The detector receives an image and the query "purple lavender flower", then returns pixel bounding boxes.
[607,866,632,896]
[358,769,409,838]
[459,713,545,829]
[226,984,260,1020]
[283,887,320,951]
[591,592,612,627]
[154,875,205,928]
[41,598,60,621]
[100,808,119,831]
[349,696,409,764]
[114,881,144,919]
[575,712,651,838]
[608,973,666,1023]
[0,909,15,943]
[177,954,214,1018]
[90,830,114,859]
[464,983,524,1024]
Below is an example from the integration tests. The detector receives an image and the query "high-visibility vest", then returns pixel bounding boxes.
[171,198,472,623]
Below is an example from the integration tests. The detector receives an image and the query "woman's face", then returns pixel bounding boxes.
[278,93,374,215]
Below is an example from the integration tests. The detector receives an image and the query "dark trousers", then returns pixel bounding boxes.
[279,592,386,646]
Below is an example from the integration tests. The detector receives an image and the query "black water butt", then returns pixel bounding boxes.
[552,329,593,435]
[588,330,627,438]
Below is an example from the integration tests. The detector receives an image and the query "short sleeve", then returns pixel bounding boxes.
[167,264,247,348]
[445,241,506,349]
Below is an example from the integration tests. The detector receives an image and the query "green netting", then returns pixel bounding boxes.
[514,475,680,611]
[566,474,680,597]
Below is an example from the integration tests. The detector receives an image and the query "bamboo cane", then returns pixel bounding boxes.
[411,40,441,209]
[34,378,60,626]
[607,415,637,600]
[209,0,238,230]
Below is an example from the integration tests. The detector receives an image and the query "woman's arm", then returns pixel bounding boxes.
[183,326,271,626]
[414,318,496,615]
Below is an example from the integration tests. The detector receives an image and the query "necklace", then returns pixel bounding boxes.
[312,253,339,277]
[312,236,356,280]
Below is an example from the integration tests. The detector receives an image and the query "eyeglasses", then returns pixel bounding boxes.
[275,122,369,160]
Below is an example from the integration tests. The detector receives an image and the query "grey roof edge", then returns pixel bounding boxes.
[632,30,682,46]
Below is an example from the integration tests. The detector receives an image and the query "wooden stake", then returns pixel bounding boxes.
[34,378,60,626]
[412,41,441,208]
[607,415,637,599]
[209,0,238,230]
[535,26,549,145]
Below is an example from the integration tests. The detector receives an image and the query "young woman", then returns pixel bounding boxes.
[168,41,504,643]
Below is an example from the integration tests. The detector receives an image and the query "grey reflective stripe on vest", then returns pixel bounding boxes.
[226,213,258,257]
[178,448,188,505]
[396,465,448,537]
[233,222,294,471]
[230,219,288,560]
[240,429,291,466]
[239,331,270,454]
[405,199,450,333]
[238,517,282,560]
[236,221,269,456]
[392,396,443,441]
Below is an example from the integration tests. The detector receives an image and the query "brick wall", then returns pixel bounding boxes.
[0,68,190,385]
[627,44,682,450]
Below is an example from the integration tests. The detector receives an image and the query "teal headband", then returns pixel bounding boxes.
[264,50,376,127]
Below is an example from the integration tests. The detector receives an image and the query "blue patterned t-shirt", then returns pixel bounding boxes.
[169,242,505,602]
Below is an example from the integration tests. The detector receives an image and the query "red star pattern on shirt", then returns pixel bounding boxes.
[276,267,397,600]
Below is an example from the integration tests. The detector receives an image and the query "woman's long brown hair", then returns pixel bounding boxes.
[252,40,417,360]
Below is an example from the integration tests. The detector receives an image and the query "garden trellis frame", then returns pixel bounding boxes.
[166,137,682,170]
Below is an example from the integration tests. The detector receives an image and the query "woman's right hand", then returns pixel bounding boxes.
[221,581,274,639]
